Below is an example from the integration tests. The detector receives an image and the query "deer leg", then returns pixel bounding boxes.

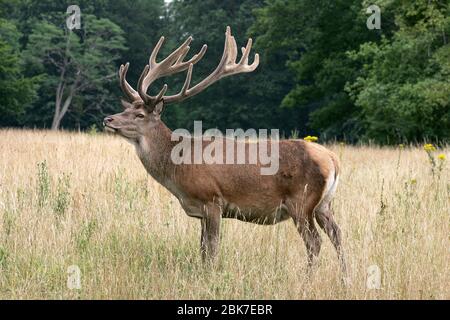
[315,203,347,277]
[287,200,322,268]
[300,217,322,268]
[200,204,221,264]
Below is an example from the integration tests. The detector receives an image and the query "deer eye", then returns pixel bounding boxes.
[136,114,145,119]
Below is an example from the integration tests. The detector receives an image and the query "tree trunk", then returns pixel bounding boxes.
[51,106,61,130]
[51,93,74,130]
[52,76,77,130]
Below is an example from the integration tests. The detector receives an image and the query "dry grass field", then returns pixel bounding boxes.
[0,129,448,299]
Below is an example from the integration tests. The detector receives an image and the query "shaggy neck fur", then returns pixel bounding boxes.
[134,121,175,185]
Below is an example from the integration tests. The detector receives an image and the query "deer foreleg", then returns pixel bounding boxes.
[200,204,221,263]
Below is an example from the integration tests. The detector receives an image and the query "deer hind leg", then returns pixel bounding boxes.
[287,199,322,268]
[315,202,347,276]
[200,203,221,264]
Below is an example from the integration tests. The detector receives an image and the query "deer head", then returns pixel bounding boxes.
[104,26,259,141]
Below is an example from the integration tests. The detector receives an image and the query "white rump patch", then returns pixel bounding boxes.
[315,165,339,213]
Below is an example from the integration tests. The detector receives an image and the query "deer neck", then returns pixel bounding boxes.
[134,121,175,185]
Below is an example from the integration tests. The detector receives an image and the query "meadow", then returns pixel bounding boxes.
[0,129,448,299]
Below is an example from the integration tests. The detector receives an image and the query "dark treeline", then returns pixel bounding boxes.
[0,0,449,144]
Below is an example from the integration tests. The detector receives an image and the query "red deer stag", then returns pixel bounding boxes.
[104,27,346,274]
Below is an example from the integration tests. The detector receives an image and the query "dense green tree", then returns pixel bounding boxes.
[0,0,448,143]
[0,0,164,129]
[0,18,38,125]
[252,0,385,141]
[22,15,126,129]
[97,0,165,82]
[347,0,450,143]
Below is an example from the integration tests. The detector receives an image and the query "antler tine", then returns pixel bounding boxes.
[119,63,141,101]
[248,52,260,71]
[164,26,259,104]
[141,36,191,88]
[154,84,168,102]
[239,46,250,67]
[160,36,193,67]
[213,26,232,74]
[240,34,259,71]
[227,33,238,65]
[162,63,193,104]
[239,38,252,65]
[162,44,207,77]
[177,44,207,71]
[137,35,198,106]
[189,45,208,63]
[137,64,169,106]
[149,36,164,68]
[137,65,151,103]
[240,39,259,71]
[181,63,194,95]
[120,26,258,109]
[176,46,190,65]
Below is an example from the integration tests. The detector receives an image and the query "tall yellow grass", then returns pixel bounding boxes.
[0,129,448,299]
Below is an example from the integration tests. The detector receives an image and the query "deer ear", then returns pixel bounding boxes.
[121,99,134,110]
[153,100,165,116]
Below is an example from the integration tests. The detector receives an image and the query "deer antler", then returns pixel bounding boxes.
[118,26,259,110]
[119,63,140,102]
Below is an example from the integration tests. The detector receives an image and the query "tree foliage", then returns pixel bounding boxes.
[0,0,448,144]
[23,15,126,129]
[0,18,38,124]
[347,0,450,143]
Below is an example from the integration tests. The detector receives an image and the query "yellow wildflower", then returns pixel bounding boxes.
[438,154,446,161]
[304,135,318,142]
[410,179,417,185]
[399,144,404,149]
[423,144,436,152]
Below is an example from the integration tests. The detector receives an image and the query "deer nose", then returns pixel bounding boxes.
[103,117,114,125]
